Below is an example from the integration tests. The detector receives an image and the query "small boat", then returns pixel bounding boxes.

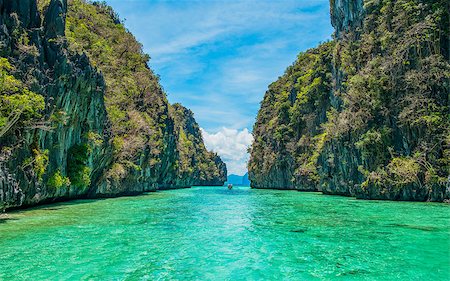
[227,184,233,190]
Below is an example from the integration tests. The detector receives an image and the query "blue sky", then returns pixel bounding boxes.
[104,0,333,175]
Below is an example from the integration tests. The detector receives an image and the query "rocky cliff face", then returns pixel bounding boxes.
[0,0,113,209]
[0,0,226,210]
[64,0,227,191]
[171,103,226,187]
[329,0,364,37]
[249,42,334,191]
[249,0,449,202]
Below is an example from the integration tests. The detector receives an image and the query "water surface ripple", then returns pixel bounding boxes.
[0,186,449,280]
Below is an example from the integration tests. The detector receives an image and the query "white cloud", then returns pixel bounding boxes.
[201,127,253,176]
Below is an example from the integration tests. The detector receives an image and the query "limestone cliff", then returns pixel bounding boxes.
[0,0,226,210]
[0,0,113,210]
[249,0,449,202]
[171,103,227,187]
[329,0,364,37]
[249,42,334,191]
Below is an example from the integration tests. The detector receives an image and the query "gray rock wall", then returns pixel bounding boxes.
[0,0,114,210]
[330,0,364,37]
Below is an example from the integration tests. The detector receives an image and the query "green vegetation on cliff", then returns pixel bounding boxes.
[63,0,226,187]
[249,42,334,190]
[64,0,173,185]
[171,104,227,185]
[0,0,225,210]
[0,58,44,138]
[249,0,449,201]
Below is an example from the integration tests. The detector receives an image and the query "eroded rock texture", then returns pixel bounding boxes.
[0,0,226,210]
[249,0,449,202]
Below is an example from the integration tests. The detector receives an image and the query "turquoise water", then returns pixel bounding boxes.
[0,186,449,280]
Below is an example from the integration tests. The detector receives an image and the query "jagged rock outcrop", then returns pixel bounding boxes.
[329,0,364,37]
[249,42,334,191]
[171,103,227,187]
[0,0,40,29]
[249,0,449,202]
[0,0,112,209]
[0,0,226,210]
[63,0,226,191]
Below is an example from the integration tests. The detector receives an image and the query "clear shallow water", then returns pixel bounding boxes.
[0,186,449,280]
